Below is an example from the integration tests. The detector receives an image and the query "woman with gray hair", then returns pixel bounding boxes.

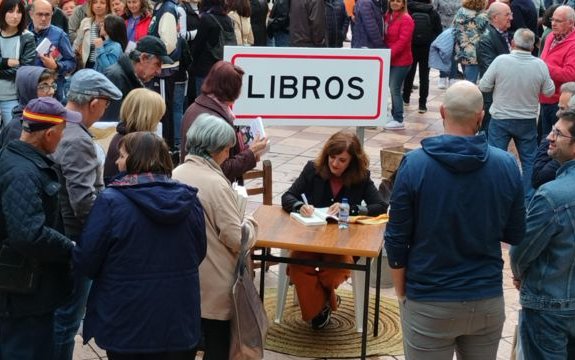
[172,113,258,360]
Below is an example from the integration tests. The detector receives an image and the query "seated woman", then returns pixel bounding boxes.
[180,60,268,183]
[73,132,206,360]
[172,113,258,359]
[281,131,386,329]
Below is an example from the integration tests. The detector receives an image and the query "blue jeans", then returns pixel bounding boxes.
[520,308,575,360]
[488,118,537,201]
[539,103,559,143]
[0,312,55,360]
[0,99,18,126]
[389,65,411,123]
[53,272,92,360]
[173,81,187,147]
[463,64,479,83]
[267,31,289,47]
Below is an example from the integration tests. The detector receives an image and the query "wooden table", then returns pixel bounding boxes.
[252,205,386,360]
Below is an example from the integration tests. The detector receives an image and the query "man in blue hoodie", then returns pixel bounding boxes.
[385,80,526,359]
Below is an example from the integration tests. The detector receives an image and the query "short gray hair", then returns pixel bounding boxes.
[66,92,93,105]
[513,28,535,51]
[186,113,236,158]
[560,82,575,96]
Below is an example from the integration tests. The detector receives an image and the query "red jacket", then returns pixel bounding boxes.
[125,14,152,42]
[540,31,575,104]
[384,12,414,67]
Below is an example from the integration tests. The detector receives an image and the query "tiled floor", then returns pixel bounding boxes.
[73,70,521,359]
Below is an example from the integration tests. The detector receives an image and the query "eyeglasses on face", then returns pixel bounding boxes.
[37,83,57,91]
[550,125,575,140]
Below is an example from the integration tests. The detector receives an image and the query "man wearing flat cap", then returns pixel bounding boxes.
[50,69,121,360]
[0,97,81,359]
[101,35,174,122]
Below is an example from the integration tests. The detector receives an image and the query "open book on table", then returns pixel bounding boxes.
[290,207,338,226]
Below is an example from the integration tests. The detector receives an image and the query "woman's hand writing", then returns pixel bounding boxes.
[300,204,315,217]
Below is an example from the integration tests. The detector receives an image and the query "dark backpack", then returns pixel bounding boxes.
[208,14,238,60]
[411,11,433,46]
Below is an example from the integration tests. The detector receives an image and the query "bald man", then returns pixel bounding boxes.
[540,5,575,140]
[477,2,512,136]
[385,81,526,359]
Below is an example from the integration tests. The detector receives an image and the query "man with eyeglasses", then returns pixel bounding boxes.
[0,66,57,149]
[539,5,575,142]
[532,81,575,189]
[28,0,76,102]
[49,69,121,360]
[511,108,575,360]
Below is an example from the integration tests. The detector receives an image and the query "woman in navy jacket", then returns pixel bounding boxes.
[281,131,386,329]
[73,132,206,360]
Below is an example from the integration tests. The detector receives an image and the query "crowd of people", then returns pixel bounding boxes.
[0,0,575,359]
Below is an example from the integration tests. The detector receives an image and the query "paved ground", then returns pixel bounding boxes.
[74,69,521,359]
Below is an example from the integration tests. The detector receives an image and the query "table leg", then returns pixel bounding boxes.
[259,247,267,301]
[361,257,371,360]
[374,250,382,337]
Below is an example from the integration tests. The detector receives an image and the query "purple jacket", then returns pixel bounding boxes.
[351,0,385,48]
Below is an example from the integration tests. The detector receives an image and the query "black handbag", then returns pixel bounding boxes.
[229,223,269,360]
[0,244,38,294]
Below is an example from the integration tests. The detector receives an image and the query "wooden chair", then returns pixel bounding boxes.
[243,159,272,205]
[243,160,273,273]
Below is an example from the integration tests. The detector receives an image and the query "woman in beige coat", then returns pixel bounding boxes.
[172,113,258,360]
[228,0,254,45]
[74,0,112,68]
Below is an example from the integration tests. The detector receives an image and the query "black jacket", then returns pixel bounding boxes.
[407,0,442,47]
[267,0,290,36]
[250,0,269,46]
[192,9,234,77]
[102,54,143,121]
[477,23,510,76]
[0,140,73,317]
[281,161,387,216]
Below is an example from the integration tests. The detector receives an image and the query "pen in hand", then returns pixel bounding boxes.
[300,193,315,217]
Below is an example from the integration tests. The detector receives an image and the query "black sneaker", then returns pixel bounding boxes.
[418,105,427,114]
[311,305,332,329]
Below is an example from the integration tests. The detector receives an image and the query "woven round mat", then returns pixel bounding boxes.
[264,288,404,358]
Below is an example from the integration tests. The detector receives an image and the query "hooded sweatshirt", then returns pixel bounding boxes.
[384,134,525,301]
[74,174,207,352]
[0,66,45,149]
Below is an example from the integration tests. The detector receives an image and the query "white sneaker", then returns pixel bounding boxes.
[384,120,405,130]
[437,77,448,90]
[448,79,458,87]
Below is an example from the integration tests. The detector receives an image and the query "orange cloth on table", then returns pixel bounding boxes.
[287,251,354,321]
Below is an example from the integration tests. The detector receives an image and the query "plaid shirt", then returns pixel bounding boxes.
[551,27,575,50]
